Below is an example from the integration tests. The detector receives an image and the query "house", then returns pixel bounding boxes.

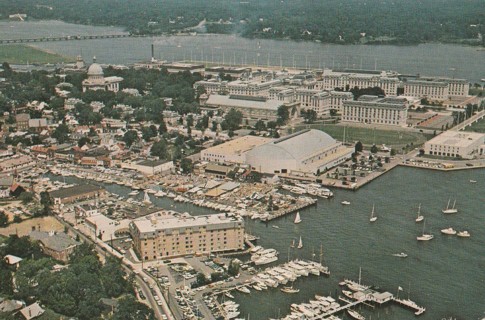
[4,254,23,269]
[0,298,23,313]
[29,231,81,262]
[49,184,105,205]
[19,302,45,320]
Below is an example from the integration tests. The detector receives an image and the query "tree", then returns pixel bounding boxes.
[78,136,91,147]
[276,105,289,126]
[123,130,139,147]
[302,109,317,123]
[0,265,13,295]
[19,191,34,204]
[158,121,168,135]
[254,119,267,132]
[223,108,243,131]
[150,140,168,159]
[227,260,240,277]
[113,295,154,320]
[40,191,53,216]
[53,124,70,143]
[101,257,130,298]
[0,211,8,227]
[355,141,363,153]
[370,144,378,153]
[180,158,193,174]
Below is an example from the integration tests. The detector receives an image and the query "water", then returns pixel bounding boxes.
[1,21,484,83]
[49,166,485,319]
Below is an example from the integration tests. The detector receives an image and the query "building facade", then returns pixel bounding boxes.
[423,131,485,159]
[129,213,245,260]
[342,96,408,127]
[82,62,123,93]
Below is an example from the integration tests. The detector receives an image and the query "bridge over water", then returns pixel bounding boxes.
[0,34,146,44]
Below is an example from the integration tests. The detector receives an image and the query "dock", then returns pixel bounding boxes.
[261,198,317,221]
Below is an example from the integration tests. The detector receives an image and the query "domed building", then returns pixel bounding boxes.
[82,58,123,93]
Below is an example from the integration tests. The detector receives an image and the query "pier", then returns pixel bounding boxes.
[261,198,318,221]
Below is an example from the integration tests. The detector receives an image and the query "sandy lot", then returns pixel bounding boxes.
[0,216,64,237]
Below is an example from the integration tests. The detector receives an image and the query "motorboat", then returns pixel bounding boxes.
[281,286,300,293]
[457,230,470,237]
[341,201,351,205]
[392,252,408,258]
[236,286,250,294]
[347,309,365,320]
[441,227,457,235]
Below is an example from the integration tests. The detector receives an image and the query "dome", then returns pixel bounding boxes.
[87,63,103,76]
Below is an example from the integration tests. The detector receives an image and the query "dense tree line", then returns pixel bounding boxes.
[3,0,484,45]
[0,237,153,319]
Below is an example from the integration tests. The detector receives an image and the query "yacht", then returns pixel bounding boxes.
[236,286,250,294]
[441,227,457,235]
[415,204,424,222]
[297,236,303,249]
[347,309,365,320]
[281,286,300,293]
[417,219,434,241]
[369,204,377,222]
[294,212,302,224]
[457,230,471,237]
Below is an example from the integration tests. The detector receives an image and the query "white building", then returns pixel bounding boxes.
[121,160,174,176]
[226,79,282,96]
[246,129,353,176]
[129,213,245,260]
[342,95,409,127]
[295,89,353,116]
[423,131,485,159]
[200,136,272,164]
[316,69,400,96]
[403,77,469,100]
[82,61,123,93]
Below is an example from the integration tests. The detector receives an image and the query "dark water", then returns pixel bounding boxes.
[50,166,485,319]
[1,21,484,84]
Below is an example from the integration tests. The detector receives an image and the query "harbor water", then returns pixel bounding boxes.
[50,166,485,319]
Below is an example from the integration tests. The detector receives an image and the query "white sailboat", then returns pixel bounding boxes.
[415,203,424,222]
[294,211,302,224]
[369,204,377,222]
[143,190,151,204]
[417,219,434,241]
[290,239,295,248]
[442,199,458,214]
[297,236,303,249]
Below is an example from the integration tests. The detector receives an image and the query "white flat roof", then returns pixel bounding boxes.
[427,131,485,148]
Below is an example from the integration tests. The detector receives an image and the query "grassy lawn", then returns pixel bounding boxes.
[289,124,429,148]
[464,118,485,133]
[0,44,72,64]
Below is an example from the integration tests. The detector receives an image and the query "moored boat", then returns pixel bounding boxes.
[441,227,457,235]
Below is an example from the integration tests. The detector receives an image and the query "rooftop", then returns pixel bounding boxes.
[206,94,282,111]
[49,184,104,199]
[29,231,80,252]
[427,131,485,147]
[203,136,271,156]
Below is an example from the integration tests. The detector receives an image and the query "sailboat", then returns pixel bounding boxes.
[417,219,434,241]
[143,190,151,204]
[297,236,303,249]
[294,212,302,224]
[290,239,295,248]
[415,203,424,222]
[369,204,377,222]
[442,199,458,214]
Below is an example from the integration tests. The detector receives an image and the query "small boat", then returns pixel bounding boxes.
[297,236,303,249]
[252,284,262,291]
[442,199,458,214]
[225,292,235,299]
[143,190,151,204]
[290,239,295,248]
[341,201,351,205]
[369,204,377,222]
[392,252,408,258]
[280,286,299,294]
[347,309,365,320]
[128,190,139,196]
[469,180,477,183]
[294,212,302,224]
[417,219,434,241]
[342,290,354,299]
[457,230,470,238]
[236,286,250,294]
[441,227,457,235]
[415,203,424,222]
[272,225,280,229]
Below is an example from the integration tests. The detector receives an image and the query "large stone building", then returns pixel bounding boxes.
[226,79,282,96]
[316,69,400,96]
[295,89,353,115]
[245,129,353,176]
[342,95,409,127]
[423,131,485,159]
[82,61,123,93]
[402,77,469,101]
[200,135,271,164]
[129,213,245,260]
[204,94,292,121]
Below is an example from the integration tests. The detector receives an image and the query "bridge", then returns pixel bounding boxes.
[451,109,485,131]
[0,34,146,44]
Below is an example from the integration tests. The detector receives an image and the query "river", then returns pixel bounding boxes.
[49,165,485,320]
[1,20,484,84]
